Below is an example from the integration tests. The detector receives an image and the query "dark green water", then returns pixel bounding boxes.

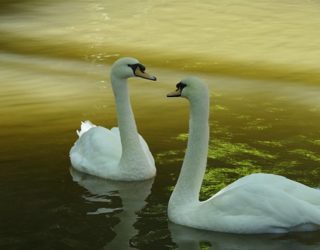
[1,51,320,249]
[1,0,320,249]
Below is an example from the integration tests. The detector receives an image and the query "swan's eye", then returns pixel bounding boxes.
[128,64,137,72]
[128,63,146,73]
[176,82,187,91]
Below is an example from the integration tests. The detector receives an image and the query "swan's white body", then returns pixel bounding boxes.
[168,77,320,234]
[70,58,156,181]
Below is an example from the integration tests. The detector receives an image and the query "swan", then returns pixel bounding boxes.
[70,57,157,181]
[166,76,320,234]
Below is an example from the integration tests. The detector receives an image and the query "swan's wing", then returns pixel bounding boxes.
[76,120,96,137]
[70,126,122,177]
[214,173,320,206]
[200,175,320,233]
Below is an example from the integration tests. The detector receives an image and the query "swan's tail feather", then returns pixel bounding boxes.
[77,120,96,137]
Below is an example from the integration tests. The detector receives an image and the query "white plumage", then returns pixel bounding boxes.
[70,57,156,181]
[76,120,96,137]
[70,122,154,179]
[167,76,320,234]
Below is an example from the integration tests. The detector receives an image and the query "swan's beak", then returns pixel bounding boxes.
[167,89,181,97]
[134,67,157,81]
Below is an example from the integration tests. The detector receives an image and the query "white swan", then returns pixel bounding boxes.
[70,57,157,181]
[167,76,320,234]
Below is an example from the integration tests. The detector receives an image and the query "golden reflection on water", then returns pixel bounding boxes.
[1,0,320,83]
[1,0,320,249]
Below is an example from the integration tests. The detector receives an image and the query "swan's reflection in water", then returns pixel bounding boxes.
[70,168,154,249]
[169,222,320,250]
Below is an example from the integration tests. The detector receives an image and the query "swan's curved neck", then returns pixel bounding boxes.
[111,74,147,170]
[170,95,210,206]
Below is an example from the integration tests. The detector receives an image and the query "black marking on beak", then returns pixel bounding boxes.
[176,82,187,91]
[167,81,187,97]
[128,63,156,81]
[128,63,146,74]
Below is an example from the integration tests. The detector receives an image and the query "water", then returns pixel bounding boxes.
[1,0,320,249]
[1,0,320,83]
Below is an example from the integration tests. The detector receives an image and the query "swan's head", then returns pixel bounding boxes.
[111,57,157,81]
[167,76,208,101]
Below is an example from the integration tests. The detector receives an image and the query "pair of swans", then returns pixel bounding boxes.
[70,57,320,234]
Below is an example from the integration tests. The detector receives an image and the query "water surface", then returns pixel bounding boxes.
[1,0,320,249]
